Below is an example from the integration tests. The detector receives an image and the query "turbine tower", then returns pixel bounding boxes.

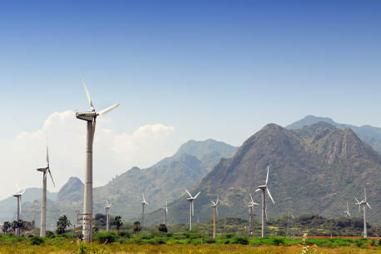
[185,189,201,231]
[13,189,25,237]
[141,194,149,228]
[210,196,219,239]
[355,188,372,238]
[248,193,259,236]
[76,80,119,242]
[36,146,55,237]
[162,201,168,225]
[255,166,275,238]
[344,201,351,217]
[104,200,112,232]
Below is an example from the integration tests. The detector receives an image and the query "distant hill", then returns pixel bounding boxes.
[2,139,236,229]
[151,123,381,225]
[287,115,381,154]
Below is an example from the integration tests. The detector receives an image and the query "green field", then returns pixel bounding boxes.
[2,234,381,254]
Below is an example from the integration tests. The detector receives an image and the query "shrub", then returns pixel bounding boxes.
[30,236,44,245]
[46,231,55,238]
[273,238,285,246]
[230,236,249,245]
[94,232,117,244]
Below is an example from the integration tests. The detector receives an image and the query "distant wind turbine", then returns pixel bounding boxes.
[248,193,259,236]
[344,201,351,218]
[104,200,112,232]
[210,196,219,239]
[36,146,55,237]
[185,189,201,231]
[162,201,168,225]
[76,80,119,242]
[13,189,25,237]
[255,166,275,238]
[141,194,149,228]
[355,188,371,238]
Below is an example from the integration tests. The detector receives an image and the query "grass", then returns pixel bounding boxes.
[1,233,381,253]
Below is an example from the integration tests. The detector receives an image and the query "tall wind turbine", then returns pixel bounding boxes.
[141,194,149,228]
[185,189,201,231]
[104,200,112,232]
[13,189,25,237]
[36,146,55,237]
[76,80,119,242]
[344,201,351,217]
[255,166,275,238]
[248,193,259,236]
[210,196,219,239]
[355,188,372,238]
[162,201,168,225]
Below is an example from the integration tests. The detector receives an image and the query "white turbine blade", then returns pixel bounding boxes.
[81,79,95,111]
[367,203,372,209]
[249,193,254,203]
[46,146,50,166]
[142,194,146,203]
[194,192,201,199]
[98,104,120,116]
[364,188,367,201]
[266,166,270,185]
[48,169,56,187]
[255,188,261,193]
[185,189,192,198]
[354,197,360,204]
[267,188,275,204]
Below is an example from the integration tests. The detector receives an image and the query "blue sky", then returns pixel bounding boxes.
[0,0,381,146]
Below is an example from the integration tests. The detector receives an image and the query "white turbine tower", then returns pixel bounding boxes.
[255,166,275,238]
[210,196,219,239]
[13,189,25,237]
[355,187,372,238]
[76,80,120,242]
[141,194,149,228]
[185,189,201,231]
[344,201,351,218]
[248,193,259,236]
[36,146,55,237]
[104,200,112,232]
[162,201,168,225]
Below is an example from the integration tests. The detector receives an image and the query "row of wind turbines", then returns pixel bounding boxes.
[10,82,373,241]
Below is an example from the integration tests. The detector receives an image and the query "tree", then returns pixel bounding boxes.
[113,216,123,232]
[2,221,11,234]
[158,224,168,233]
[56,215,71,234]
[11,220,25,234]
[133,221,142,233]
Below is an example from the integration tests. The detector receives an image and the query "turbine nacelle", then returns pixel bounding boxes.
[76,112,97,122]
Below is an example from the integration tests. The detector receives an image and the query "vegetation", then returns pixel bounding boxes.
[56,215,71,234]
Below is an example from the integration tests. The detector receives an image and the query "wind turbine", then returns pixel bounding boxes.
[141,194,149,228]
[248,193,259,236]
[104,200,112,232]
[76,80,119,242]
[162,201,168,225]
[344,201,351,217]
[255,166,275,238]
[185,189,201,231]
[355,187,371,238]
[210,196,219,239]
[36,146,55,237]
[13,189,25,237]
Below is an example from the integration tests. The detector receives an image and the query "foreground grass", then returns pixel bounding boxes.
[1,234,381,254]
[2,243,381,254]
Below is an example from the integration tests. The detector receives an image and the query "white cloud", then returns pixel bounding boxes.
[0,111,179,199]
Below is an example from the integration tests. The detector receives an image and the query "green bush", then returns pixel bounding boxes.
[30,236,44,245]
[94,232,117,244]
[230,236,249,245]
[273,237,285,246]
[46,231,55,238]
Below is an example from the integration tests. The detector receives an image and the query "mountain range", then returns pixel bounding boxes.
[147,121,381,225]
[3,115,381,229]
[0,139,236,229]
